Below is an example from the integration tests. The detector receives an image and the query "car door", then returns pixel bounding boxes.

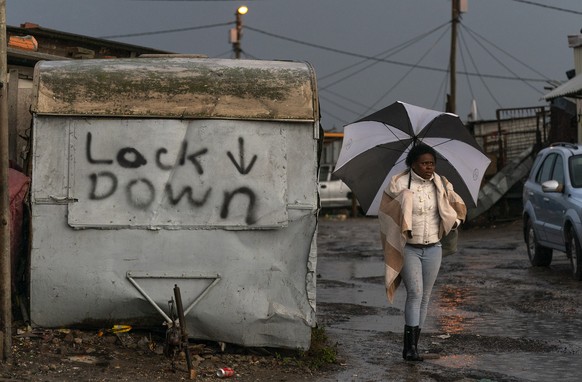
[543,153,567,245]
[530,153,557,241]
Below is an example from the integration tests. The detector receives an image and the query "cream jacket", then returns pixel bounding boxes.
[393,170,440,245]
[378,170,467,303]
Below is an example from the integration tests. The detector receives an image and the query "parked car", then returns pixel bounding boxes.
[522,142,582,280]
[318,164,354,208]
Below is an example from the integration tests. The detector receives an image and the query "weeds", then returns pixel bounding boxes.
[275,325,338,371]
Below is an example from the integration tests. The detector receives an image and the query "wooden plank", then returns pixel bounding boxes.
[8,69,18,162]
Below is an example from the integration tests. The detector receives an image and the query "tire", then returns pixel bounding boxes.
[525,218,553,266]
[567,227,582,281]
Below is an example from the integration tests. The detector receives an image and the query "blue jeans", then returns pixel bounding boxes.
[401,243,442,328]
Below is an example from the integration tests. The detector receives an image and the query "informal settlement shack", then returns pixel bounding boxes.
[29,57,320,349]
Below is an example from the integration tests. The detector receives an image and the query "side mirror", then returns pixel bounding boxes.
[541,179,563,193]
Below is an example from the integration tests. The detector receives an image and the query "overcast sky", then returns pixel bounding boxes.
[6,0,582,130]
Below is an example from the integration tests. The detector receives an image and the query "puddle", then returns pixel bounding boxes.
[316,218,582,381]
[317,257,384,281]
[430,352,582,381]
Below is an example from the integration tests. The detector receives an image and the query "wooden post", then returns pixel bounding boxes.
[0,0,12,362]
[448,0,460,114]
[8,69,18,163]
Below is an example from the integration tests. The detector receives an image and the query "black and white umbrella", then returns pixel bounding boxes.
[333,101,491,215]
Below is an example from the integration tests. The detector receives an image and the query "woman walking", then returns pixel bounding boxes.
[378,143,466,361]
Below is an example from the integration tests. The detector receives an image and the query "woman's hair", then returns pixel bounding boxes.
[405,143,437,167]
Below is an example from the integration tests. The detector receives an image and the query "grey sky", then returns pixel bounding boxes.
[6,0,582,130]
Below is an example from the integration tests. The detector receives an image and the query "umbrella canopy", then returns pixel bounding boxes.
[333,101,491,215]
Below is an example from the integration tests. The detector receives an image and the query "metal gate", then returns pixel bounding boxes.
[494,106,549,168]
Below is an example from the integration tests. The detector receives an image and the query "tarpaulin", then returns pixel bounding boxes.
[9,167,30,290]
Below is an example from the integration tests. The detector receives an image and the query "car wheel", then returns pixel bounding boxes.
[567,227,582,281]
[525,218,552,266]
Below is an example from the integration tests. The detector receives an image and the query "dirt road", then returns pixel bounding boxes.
[316,217,582,382]
[2,217,582,381]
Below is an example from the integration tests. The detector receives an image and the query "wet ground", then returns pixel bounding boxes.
[316,216,582,382]
[3,216,582,381]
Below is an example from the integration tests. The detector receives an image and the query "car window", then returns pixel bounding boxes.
[536,154,556,184]
[530,153,543,178]
[552,155,565,184]
[569,155,582,188]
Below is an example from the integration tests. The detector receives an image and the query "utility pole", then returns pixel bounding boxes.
[0,0,12,362]
[447,0,460,114]
[447,0,468,115]
[230,6,248,59]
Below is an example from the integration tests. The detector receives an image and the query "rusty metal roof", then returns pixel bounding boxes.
[32,57,318,121]
[8,24,171,57]
[543,73,582,100]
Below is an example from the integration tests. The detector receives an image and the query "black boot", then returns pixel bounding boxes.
[414,327,423,359]
[402,325,423,361]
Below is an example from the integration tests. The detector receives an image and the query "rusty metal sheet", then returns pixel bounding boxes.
[30,114,319,349]
[31,58,318,121]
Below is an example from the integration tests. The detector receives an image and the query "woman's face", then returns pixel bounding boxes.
[411,153,436,179]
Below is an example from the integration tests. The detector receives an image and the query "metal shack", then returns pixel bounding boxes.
[29,57,319,349]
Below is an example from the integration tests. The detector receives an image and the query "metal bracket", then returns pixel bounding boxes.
[126,271,221,325]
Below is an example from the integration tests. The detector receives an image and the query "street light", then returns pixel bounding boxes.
[237,5,248,15]
[230,6,248,59]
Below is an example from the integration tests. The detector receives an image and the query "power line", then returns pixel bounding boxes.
[458,28,503,109]
[245,25,550,83]
[319,93,362,117]
[462,24,552,81]
[457,34,478,104]
[508,0,582,15]
[240,49,260,60]
[461,25,544,95]
[318,94,355,125]
[358,26,450,118]
[432,69,449,111]
[96,20,559,85]
[99,21,233,39]
[318,21,450,85]
[318,22,449,89]
[320,87,371,110]
[214,49,233,58]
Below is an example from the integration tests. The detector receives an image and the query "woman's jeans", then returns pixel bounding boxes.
[401,243,442,328]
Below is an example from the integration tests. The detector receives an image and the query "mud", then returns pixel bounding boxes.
[2,217,582,381]
[315,217,582,382]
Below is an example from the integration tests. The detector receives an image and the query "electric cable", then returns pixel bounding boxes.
[458,38,479,106]
[318,95,355,127]
[319,94,362,117]
[245,25,549,83]
[462,24,552,81]
[318,21,450,87]
[461,25,544,95]
[98,20,552,84]
[320,22,449,91]
[99,21,233,39]
[357,25,450,118]
[137,0,582,15]
[458,34,477,100]
[507,0,582,15]
[320,88,372,110]
[213,49,233,58]
[458,28,503,108]
[432,64,450,111]
[240,49,260,60]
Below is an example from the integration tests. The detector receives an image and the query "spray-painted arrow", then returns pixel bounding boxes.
[227,137,257,175]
